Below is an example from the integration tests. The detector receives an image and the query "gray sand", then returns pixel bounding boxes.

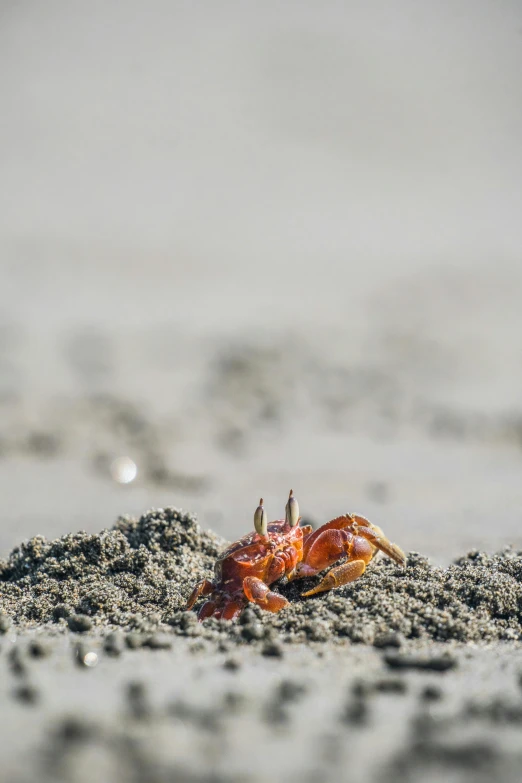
[2,3,522,781]
[4,511,522,782]
[2,508,522,648]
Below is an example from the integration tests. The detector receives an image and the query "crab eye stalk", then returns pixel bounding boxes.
[254,498,268,537]
[285,489,299,527]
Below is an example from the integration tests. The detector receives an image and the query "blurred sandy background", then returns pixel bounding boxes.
[1,0,522,561]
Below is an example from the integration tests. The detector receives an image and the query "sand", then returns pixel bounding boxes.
[2,510,522,782]
[2,4,522,781]
[3,508,522,650]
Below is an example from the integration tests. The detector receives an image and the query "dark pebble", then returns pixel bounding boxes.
[351,679,373,698]
[261,641,284,658]
[373,631,403,649]
[384,652,457,672]
[0,614,12,634]
[125,633,147,650]
[143,634,173,650]
[276,679,307,703]
[27,639,50,659]
[239,608,258,625]
[343,697,369,727]
[27,431,60,456]
[126,681,151,721]
[67,614,92,633]
[223,656,241,672]
[9,646,27,677]
[13,683,39,705]
[421,684,444,702]
[52,604,71,621]
[103,632,124,657]
[241,623,264,642]
[375,677,408,694]
[175,612,198,632]
[55,717,95,744]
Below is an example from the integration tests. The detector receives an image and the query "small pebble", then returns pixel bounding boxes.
[143,634,172,650]
[12,683,39,705]
[261,641,284,658]
[239,608,258,626]
[67,615,93,633]
[103,632,124,657]
[55,717,95,744]
[276,679,307,703]
[27,639,50,659]
[223,656,241,672]
[241,623,264,642]
[126,681,151,721]
[421,684,444,702]
[373,632,403,649]
[384,652,457,672]
[375,678,408,694]
[9,647,27,677]
[351,679,372,698]
[52,604,71,621]
[125,633,147,650]
[343,697,369,727]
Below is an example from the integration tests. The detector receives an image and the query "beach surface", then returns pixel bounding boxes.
[1,2,522,780]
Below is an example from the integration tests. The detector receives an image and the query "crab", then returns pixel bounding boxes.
[185,490,406,621]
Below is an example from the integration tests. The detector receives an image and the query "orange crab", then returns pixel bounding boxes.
[185,491,406,621]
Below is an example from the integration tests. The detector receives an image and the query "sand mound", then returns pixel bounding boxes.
[1,508,522,644]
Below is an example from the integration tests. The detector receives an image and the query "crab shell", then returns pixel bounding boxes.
[216,520,305,586]
[198,519,309,621]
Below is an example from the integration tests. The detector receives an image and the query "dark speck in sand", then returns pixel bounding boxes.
[27,639,51,658]
[126,681,151,721]
[125,633,147,650]
[421,684,444,702]
[12,682,39,705]
[275,679,307,703]
[103,631,124,656]
[9,646,27,678]
[2,508,522,647]
[384,651,457,672]
[54,716,95,745]
[373,631,404,649]
[343,696,369,727]
[375,677,408,694]
[223,656,241,671]
[67,614,92,633]
[142,633,172,650]
[261,640,284,658]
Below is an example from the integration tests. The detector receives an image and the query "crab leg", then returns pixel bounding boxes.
[243,576,289,614]
[185,578,214,611]
[301,558,367,597]
[350,518,406,565]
